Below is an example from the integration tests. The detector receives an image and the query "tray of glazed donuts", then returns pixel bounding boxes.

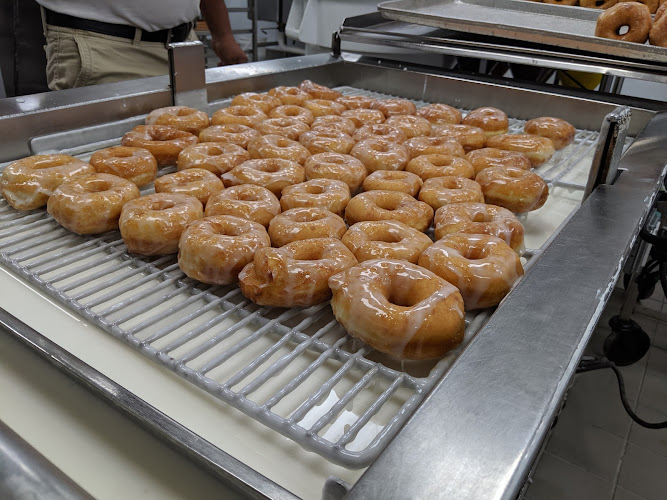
[0,81,599,466]
[379,0,667,62]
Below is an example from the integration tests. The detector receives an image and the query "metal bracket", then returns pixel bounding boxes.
[322,476,351,500]
[584,105,632,200]
[167,40,208,110]
[331,32,342,58]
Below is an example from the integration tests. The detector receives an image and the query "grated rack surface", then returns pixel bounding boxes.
[0,86,602,468]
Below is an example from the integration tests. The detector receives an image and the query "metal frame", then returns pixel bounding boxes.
[1,54,666,498]
[338,13,667,85]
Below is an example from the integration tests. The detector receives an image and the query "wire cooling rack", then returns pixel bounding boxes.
[0,86,602,467]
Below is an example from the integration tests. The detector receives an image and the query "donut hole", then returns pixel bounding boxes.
[462,245,490,260]
[375,197,401,211]
[371,232,403,244]
[261,163,282,173]
[234,108,255,117]
[385,277,430,307]
[505,169,526,179]
[275,139,292,148]
[177,109,197,117]
[111,150,134,159]
[150,200,177,211]
[595,0,605,5]
[291,211,327,222]
[236,192,261,202]
[370,143,390,153]
[617,25,630,35]
[430,157,454,167]
[212,224,245,237]
[293,247,327,261]
[84,179,114,193]
[305,185,325,194]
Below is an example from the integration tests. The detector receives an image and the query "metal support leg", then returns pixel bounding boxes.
[605,231,651,365]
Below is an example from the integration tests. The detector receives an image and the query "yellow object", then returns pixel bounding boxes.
[558,70,604,90]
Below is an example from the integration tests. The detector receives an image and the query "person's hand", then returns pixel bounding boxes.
[212,35,249,66]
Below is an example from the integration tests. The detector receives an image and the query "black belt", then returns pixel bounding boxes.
[44,8,193,44]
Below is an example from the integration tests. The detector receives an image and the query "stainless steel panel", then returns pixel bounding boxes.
[379,0,667,64]
[0,309,297,500]
[0,419,94,500]
[348,111,667,499]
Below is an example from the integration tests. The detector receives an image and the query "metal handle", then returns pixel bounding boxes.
[584,105,632,200]
[167,40,208,110]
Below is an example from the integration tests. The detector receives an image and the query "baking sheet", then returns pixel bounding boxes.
[378,0,667,64]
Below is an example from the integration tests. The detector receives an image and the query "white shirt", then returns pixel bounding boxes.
[36,0,201,32]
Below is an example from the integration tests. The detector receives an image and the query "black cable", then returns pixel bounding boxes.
[576,357,667,429]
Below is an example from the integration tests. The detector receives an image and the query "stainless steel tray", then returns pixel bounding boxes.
[378,0,667,64]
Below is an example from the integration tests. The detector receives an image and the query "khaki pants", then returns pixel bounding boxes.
[43,22,198,90]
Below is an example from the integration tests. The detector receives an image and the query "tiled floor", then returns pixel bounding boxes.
[525,282,667,500]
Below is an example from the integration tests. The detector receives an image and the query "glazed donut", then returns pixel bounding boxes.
[418,233,524,310]
[461,107,509,138]
[221,159,305,197]
[119,193,203,255]
[432,124,487,152]
[371,98,417,117]
[341,109,386,128]
[269,105,315,125]
[362,170,423,197]
[350,138,411,173]
[268,207,347,247]
[298,129,356,155]
[329,259,465,360]
[302,99,346,117]
[384,115,432,139]
[465,148,532,176]
[434,202,525,252]
[335,95,377,110]
[595,3,651,42]
[204,184,280,227]
[651,5,667,46]
[581,0,618,8]
[280,178,351,216]
[47,173,139,234]
[404,136,466,159]
[267,86,313,106]
[178,215,270,285]
[353,124,408,144]
[476,166,549,213]
[89,146,157,187]
[620,0,657,13]
[121,125,198,167]
[342,220,432,264]
[485,134,555,167]
[239,238,357,307]
[406,154,475,180]
[145,106,209,135]
[345,190,434,232]
[304,153,367,193]
[198,124,260,149]
[524,117,576,150]
[656,1,667,20]
[154,168,224,205]
[298,80,342,101]
[310,115,357,136]
[211,105,268,128]
[418,176,485,210]
[177,142,250,175]
[254,117,310,140]
[247,135,311,165]
[416,103,462,125]
[231,92,281,114]
[1,154,95,210]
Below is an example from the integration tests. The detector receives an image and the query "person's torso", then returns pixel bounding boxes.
[37,0,200,32]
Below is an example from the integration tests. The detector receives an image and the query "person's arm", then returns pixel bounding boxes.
[200,0,249,65]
